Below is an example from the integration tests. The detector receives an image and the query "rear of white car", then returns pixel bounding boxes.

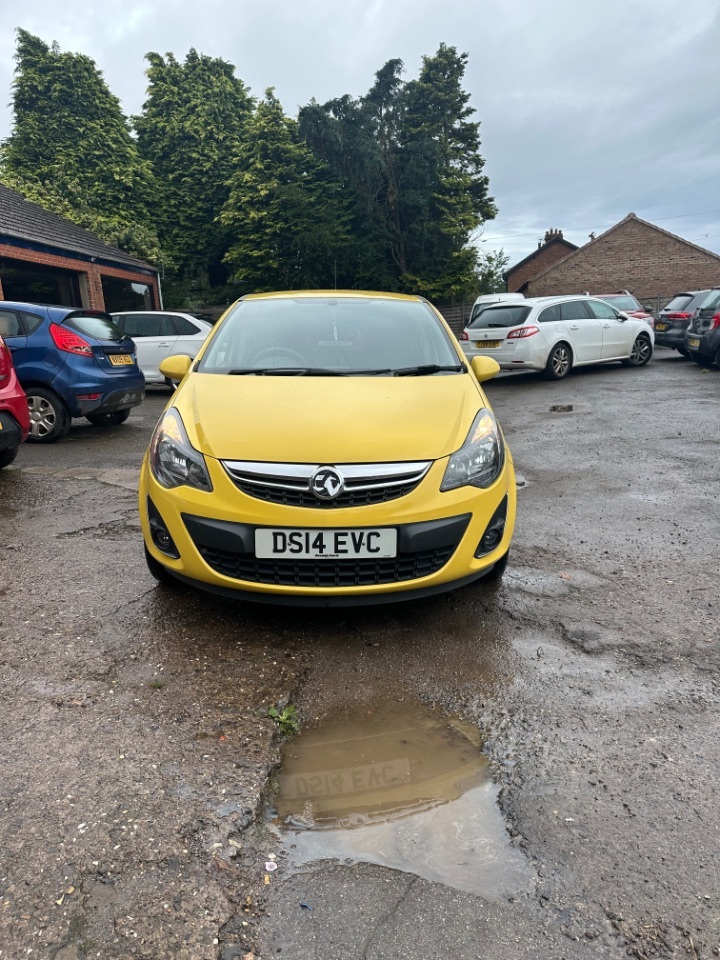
[112,311,213,384]
[460,296,653,378]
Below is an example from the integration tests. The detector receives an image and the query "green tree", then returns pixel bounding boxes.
[220,91,350,292]
[475,248,509,294]
[133,49,254,297]
[1,29,159,262]
[399,44,496,300]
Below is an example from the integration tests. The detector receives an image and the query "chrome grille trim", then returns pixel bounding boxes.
[220,460,432,508]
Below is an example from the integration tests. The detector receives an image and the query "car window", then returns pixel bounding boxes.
[586,299,618,320]
[662,295,693,312]
[469,305,531,329]
[172,316,200,336]
[600,295,639,311]
[19,311,44,334]
[559,301,591,321]
[538,304,561,323]
[0,310,21,337]
[684,291,712,312]
[119,314,175,337]
[198,297,462,374]
[63,311,124,342]
[698,290,720,313]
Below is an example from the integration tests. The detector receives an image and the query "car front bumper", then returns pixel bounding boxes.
[139,452,517,604]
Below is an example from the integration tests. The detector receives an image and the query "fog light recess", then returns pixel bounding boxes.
[147,497,180,558]
[475,496,508,558]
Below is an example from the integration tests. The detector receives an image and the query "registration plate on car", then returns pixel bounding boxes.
[474,340,501,348]
[255,528,397,559]
[654,322,668,331]
[109,354,133,366]
[688,337,700,348]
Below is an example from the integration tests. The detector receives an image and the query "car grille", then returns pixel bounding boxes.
[221,460,432,509]
[196,544,456,586]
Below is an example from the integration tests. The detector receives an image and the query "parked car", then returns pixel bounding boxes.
[468,292,524,326]
[460,295,653,378]
[594,292,655,327]
[111,311,213,385]
[685,289,720,366]
[140,291,515,605]
[0,302,145,443]
[653,290,713,356]
[0,333,30,468]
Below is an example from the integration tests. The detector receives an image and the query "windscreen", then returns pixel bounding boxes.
[63,311,124,342]
[601,295,638,311]
[468,304,531,329]
[197,297,463,375]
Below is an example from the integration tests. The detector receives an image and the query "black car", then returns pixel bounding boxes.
[654,290,713,355]
[685,289,720,366]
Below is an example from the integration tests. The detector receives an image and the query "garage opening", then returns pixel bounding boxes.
[0,258,82,306]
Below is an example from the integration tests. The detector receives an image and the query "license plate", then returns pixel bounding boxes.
[256,527,397,559]
[655,322,668,331]
[688,338,700,348]
[475,340,501,348]
[109,354,133,366]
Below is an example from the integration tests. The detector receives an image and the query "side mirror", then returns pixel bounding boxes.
[617,311,629,321]
[470,356,501,382]
[160,354,193,383]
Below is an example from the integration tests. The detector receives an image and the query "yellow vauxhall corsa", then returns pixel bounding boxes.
[139,291,516,606]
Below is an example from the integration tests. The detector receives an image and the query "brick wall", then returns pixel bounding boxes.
[526,218,720,303]
[0,243,160,311]
[507,240,576,292]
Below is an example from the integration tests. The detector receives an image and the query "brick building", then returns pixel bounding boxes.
[525,213,720,308]
[0,184,161,311]
[505,228,578,294]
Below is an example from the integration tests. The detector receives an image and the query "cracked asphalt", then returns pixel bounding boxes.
[0,349,718,960]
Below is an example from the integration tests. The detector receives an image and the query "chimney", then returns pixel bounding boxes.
[544,228,564,244]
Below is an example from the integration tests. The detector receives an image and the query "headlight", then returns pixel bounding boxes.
[149,407,213,491]
[441,408,504,491]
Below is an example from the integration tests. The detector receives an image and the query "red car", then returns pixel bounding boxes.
[0,334,30,469]
[595,291,655,328]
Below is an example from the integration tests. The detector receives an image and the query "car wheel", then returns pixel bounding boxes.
[676,346,688,358]
[0,445,19,469]
[544,342,572,380]
[483,551,509,581]
[623,334,652,367]
[86,409,131,427]
[26,387,71,443]
[144,545,184,588]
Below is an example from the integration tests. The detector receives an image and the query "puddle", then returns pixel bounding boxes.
[271,700,533,899]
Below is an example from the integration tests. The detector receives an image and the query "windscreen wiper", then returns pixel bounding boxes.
[393,363,466,376]
[227,367,347,376]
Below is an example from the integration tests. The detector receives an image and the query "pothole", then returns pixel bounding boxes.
[268,699,534,899]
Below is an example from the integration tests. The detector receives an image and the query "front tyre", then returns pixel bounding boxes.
[144,545,185,589]
[544,342,572,380]
[623,334,652,367]
[483,551,509,581]
[86,409,131,427]
[26,387,71,443]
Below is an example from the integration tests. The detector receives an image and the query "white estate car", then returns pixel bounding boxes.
[111,311,213,385]
[460,295,654,379]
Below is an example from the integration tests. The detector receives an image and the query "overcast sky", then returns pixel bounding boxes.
[1,0,719,270]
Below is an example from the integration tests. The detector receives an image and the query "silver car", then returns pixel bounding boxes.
[460,295,654,379]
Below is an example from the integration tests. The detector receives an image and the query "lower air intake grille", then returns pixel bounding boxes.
[197,545,455,587]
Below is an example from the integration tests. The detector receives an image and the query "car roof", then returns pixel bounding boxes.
[0,301,111,320]
[242,290,424,303]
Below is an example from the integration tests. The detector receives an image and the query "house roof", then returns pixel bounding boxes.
[526,212,720,287]
[504,235,578,280]
[0,184,156,272]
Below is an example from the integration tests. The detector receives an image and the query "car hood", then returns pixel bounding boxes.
[174,372,484,463]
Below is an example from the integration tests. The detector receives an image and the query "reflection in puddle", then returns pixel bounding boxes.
[272,701,533,899]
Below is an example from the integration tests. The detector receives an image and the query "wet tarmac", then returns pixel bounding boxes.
[1,357,719,959]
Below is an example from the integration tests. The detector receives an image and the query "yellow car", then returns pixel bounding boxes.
[139,291,516,606]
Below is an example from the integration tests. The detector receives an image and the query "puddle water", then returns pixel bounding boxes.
[271,700,533,899]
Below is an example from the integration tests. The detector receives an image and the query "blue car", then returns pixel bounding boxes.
[0,301,145,443]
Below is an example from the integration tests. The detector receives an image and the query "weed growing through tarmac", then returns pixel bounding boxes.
[268,704,299,736]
